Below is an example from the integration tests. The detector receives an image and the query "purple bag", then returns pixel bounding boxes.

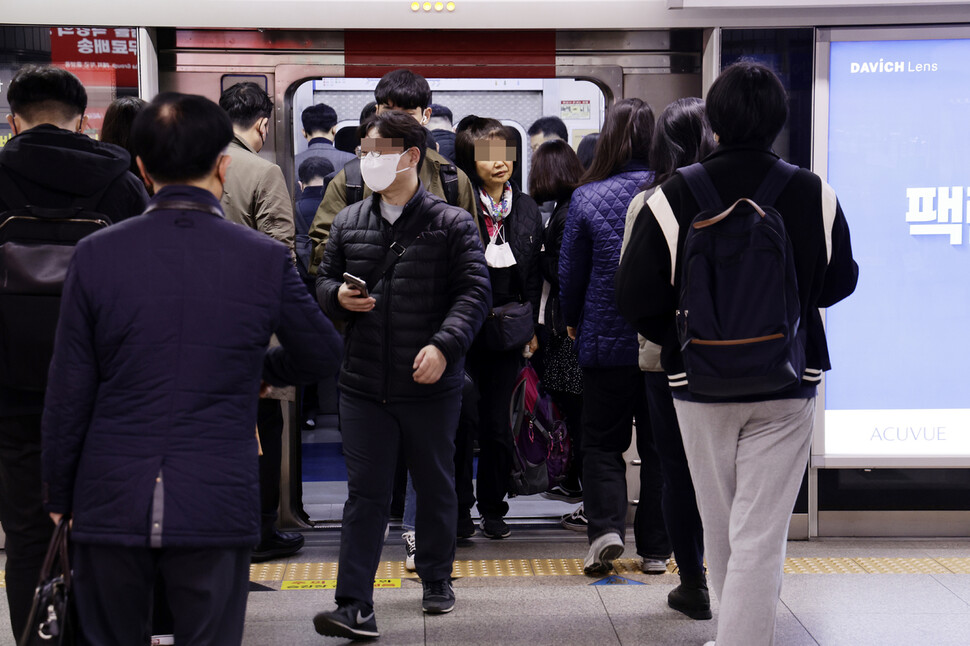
[508,363,571,496]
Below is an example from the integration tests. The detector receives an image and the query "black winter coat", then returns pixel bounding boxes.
[475,186,543,326]
[539,198,571,335]
[318,185,491,402]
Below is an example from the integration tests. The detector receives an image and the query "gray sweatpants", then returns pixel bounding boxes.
[673,397,815,646]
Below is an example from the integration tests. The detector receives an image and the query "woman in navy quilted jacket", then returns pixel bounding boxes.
[455,117,543,540]
[558,98,671,576]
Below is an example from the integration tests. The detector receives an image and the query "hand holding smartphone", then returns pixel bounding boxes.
[342,272,369,298]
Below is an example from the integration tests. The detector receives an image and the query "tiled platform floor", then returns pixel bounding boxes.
[4,531,970,645]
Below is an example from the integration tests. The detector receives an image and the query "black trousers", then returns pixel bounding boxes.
[0,414,54,642]
[643,371,706,579]
[336,392,461,608]
[454,374,480,519]
[581,366,671,558]
[468,346,523,520]
[257,398,284,537]
[72,542,250,646]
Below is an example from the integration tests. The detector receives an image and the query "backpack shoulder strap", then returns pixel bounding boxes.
[364,198,438,291]
[344,158,364,205]
[0,167,30,210]
[439,162,459,207]
[752,159,799,208]
[678,163,723,212]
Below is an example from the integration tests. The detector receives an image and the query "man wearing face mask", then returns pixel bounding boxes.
[218,81,304,563]
[0,64,148,642]
[313,110,490,639]
[307,68,477,274]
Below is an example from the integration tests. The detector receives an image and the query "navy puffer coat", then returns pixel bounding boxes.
[317,185,491,402]
[558,161,654,368]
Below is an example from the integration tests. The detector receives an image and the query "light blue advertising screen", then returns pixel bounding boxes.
[825,37,970,457]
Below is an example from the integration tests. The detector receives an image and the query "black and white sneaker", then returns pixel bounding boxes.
[313,603,379,640]
[480,517,511,539]
[422,579,456,614]
[542,485,583,504]
[560,505,588,532]
[403,530,416,572]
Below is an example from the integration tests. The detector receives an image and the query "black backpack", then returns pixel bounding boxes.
[0,169,112,391]
[344,156,460,207]
[675,159,805,398]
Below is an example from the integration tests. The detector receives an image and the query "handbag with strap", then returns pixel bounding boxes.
[19,517,74,646]
[483,301,534,352]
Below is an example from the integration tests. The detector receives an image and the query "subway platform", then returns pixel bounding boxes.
[7,526,965,645]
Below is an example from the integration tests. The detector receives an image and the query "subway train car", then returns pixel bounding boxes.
[3,3,970,644]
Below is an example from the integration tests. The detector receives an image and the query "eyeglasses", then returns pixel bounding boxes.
[355,146,387,160]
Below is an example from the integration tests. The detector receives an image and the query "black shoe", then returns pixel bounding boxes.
[313,603,380,640]
[667,581,713,620]
[457,513,476,540]
[480,517,511,539]
[560,505,588,532]
[422,579,455,614]
[251,529,304,562]
[542,484,583,504]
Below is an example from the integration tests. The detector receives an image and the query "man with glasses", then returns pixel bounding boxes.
[312,110,490,639]
[307,68,477,273]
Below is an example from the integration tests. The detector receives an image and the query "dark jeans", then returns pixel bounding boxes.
[643,371,706,579]
[257,398,284,536]
[468,345,522,520]
[73,542,250,646]
[581,366,670,558]
[455,373,480,519]
[0,414,54,642]
[336,392,461,608]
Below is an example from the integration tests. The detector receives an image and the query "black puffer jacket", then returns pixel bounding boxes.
[475,185,543,325]
[318,185,491,402]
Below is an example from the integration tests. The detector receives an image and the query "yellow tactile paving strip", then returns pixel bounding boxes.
[249,556,970,583]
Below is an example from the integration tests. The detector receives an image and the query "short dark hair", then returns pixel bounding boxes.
[454,116,510,189]
[219,81,273,129]
[576,133,599,170]
[648,97,716,189]
[706,61,788,149]
[528,139,584,204]
[374,69,432,111]
[527,115,568,141]
[298,157,335,183]
[581,98,655,185]
[302,103,338,134]
[359,101,378,122]
[361,110,428,174]
[430,104,453,124]
[7,65,87,123]
[131,92,233,184]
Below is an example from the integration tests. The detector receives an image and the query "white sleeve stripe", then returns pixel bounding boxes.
[821,180,837,265]
[647,187,680,287]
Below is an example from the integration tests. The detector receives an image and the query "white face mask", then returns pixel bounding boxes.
[485,228,517,268]
[360,152,407,193]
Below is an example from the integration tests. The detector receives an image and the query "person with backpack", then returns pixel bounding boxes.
[307,69,477,273]
[0,64,148,643]
[616,62,858,646]
[558,98,672,578]
[454,117,542,540]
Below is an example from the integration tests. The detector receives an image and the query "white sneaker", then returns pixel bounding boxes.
[403,531,416,572]
[583,532,624,575]
[703,642,716,646]
[640,556,669,574]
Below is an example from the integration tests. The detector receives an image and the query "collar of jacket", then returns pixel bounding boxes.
[367,181,429,225]
[308,137,335,148]
[619,159,652,174]
[705,144,779,162]
[149,185,226,216]
[230,134,257,155]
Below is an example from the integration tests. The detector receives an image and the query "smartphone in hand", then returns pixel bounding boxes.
[342,272,369,298]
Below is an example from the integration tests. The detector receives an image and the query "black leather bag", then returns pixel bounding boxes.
[19,518,74,646]
[483,301,534,352]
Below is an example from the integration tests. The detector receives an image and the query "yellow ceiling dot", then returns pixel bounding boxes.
[446,1,456,10]
[435,1,444,10]
[423,2,432,10]
[411,2,420,10]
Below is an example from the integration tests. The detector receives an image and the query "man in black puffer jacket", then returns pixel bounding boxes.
[313,111,490,639]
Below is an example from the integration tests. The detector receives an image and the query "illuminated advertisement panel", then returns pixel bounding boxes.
[820,28,970,463]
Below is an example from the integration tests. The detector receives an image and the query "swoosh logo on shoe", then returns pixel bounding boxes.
[357,610,374,624]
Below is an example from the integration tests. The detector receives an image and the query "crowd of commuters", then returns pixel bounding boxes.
[0,60,857,646]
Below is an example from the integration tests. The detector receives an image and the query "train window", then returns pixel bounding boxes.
[0,25,142,147]
[295,76,606,525]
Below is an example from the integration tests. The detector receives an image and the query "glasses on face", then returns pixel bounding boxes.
[356,137,407,160]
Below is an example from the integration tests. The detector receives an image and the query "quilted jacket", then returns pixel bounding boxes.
[317,184,491,402]
[558,161,654,368]
[41,185,343,548]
